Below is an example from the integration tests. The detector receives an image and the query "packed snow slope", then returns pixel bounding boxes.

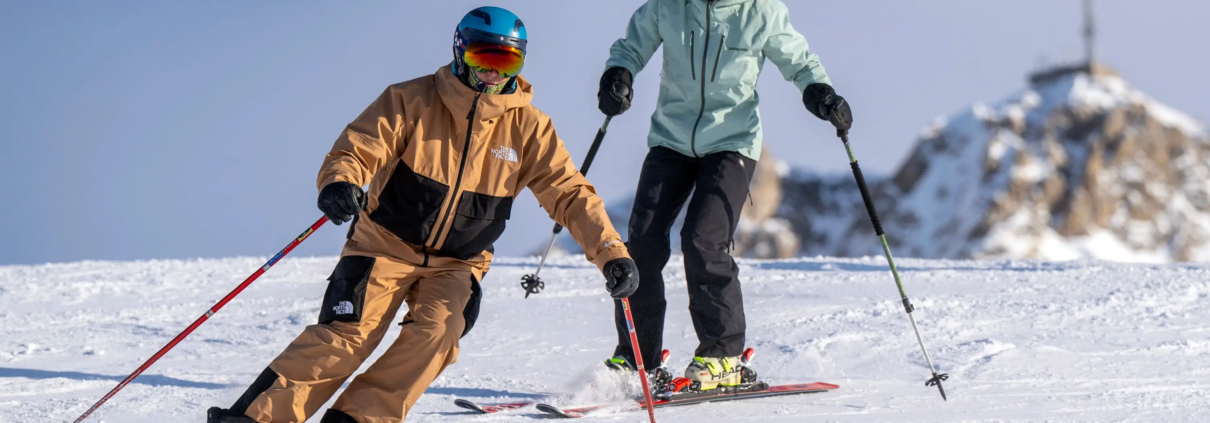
[3,254,1210,422]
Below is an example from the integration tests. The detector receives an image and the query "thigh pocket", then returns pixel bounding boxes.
[398,274,482,339]
[318,256,377,325]
[460,275,483,338]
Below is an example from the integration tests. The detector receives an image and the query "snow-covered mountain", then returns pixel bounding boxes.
[5,255,1210,421]
[785,67,1210,262]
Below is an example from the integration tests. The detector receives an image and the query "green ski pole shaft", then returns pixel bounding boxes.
[838,129,950,400]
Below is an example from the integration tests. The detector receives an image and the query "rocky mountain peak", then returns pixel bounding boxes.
[784,70,1209,262]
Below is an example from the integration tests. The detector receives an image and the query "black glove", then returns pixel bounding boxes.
[317,181,366,225]
[597,67,634,117]
[603,257,639,299]
[803,83,853,132]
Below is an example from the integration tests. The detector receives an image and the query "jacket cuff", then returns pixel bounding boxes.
[603,59,640,82]
[592,240,631,272]
[318,175,357,193]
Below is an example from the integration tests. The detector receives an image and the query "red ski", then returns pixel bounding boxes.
[452,399,534,414]
[535,382,839,418]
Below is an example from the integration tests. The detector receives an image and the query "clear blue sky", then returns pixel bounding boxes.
[1,0,1207,265]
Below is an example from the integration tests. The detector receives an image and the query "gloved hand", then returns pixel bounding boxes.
[603,257,639,299]
[597,67,634,117]
[803,83,853,132]
[317,181,366,225]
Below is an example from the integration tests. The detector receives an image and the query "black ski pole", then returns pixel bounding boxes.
[837,128,950,401]
[520,115,613,298]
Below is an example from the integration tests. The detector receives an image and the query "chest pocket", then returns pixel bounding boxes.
[440,191,513,260]
[714,30,761,85]
[370,160,450,247]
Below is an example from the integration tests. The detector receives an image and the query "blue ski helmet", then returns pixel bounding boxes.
[453,7,528,79]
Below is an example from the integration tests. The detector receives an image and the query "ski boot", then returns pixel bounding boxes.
[663,348,764,397]
[603,349,674,392]
[206,407,256,423]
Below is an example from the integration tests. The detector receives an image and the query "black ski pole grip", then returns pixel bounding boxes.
[580,127,607,175]
[850,161,885,236]
[552,224,564,235]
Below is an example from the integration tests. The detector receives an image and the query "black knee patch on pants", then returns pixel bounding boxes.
[319,408,360,423]
[318,256,376,324]
[460,275,483,338]
[230,366,280,414]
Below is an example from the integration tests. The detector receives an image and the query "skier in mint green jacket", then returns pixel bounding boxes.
[598,0,853,392]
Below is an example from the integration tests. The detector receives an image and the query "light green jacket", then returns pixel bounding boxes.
[607,0,831,160]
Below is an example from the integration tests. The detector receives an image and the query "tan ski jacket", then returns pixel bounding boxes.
[318,65,629,273]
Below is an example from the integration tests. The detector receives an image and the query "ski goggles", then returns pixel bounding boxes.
[462,41,525,78]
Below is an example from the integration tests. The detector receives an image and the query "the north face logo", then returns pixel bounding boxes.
[333,301,354,315]
[490,146,518,162]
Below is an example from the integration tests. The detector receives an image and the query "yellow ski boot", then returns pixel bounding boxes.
[682,349,758,391]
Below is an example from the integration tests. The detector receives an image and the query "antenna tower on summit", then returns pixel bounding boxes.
[1083,0,1095,65]
[1030,0,1114,85]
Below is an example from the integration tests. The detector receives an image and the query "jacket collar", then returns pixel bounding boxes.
[435,64,533,122]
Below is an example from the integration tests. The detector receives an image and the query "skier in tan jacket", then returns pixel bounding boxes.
[207,7,638,423]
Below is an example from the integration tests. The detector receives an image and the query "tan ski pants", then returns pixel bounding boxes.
[238,241,480,422]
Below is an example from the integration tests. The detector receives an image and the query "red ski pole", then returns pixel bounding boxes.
[72,217,328,423]
[620,298,658,423]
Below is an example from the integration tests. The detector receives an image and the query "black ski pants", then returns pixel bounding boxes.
[614,146,756,367]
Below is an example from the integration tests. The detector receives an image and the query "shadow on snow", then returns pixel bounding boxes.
[0,367,235,389]
[423,386,547,399]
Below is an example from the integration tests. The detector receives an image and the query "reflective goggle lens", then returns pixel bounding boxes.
[463,41,525,78]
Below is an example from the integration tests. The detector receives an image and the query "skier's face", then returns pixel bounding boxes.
[474,69,509,86]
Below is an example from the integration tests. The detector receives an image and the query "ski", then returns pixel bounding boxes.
[535,381,839,418]
[535,402,605,418]
[453,350,673,416]
[452,399,534,414]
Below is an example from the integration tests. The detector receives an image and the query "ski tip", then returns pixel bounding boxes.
[812,382,841,390]
[455,400,534,414]
[453,399,486,413]
[536,403,583,418]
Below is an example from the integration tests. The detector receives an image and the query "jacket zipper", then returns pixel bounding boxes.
[711,34,725,82]
[689,1,714,157]
[430,93,482,248]
[689,31,696,80]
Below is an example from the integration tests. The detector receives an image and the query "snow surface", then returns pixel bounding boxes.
[4,255,1210,422]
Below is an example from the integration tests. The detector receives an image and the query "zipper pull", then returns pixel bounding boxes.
[467,94,481,120]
